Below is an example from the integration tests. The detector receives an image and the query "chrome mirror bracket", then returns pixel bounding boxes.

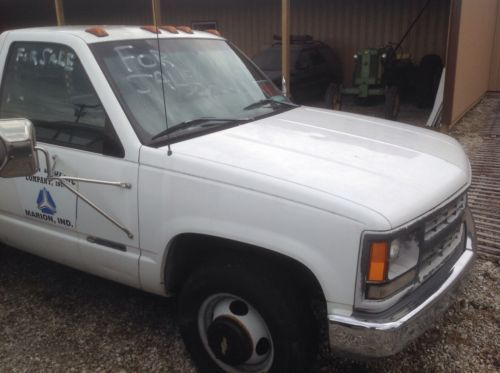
[34,146,134,239]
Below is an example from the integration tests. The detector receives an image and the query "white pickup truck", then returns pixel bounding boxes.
[0,26,476,372]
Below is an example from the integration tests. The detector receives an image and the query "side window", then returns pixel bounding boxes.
[0,42,124,157]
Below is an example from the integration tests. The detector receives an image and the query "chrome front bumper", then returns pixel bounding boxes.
[328,208,477,358]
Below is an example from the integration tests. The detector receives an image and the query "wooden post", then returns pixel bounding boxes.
[54,0,65,26]
[281,0,291,97]
[152,0,162,27]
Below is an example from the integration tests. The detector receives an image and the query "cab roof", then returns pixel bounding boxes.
[4,26,223,44]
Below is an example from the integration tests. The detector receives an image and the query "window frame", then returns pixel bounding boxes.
[0,40,125,158]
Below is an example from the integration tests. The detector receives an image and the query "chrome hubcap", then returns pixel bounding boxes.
[198,294,274,372]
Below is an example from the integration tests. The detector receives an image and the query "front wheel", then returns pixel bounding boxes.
[178,262,315,373]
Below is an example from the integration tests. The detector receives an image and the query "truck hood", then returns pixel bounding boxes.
[168,107,470,228]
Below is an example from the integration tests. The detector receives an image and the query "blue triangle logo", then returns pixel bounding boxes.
[37,188,57,215]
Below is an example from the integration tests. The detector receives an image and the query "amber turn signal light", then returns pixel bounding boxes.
[367,241,389,282]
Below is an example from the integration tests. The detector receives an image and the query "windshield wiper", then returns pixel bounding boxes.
[151,117,252,141]
[243,98,299,111]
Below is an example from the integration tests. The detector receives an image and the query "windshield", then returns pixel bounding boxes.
[92,39,291,145]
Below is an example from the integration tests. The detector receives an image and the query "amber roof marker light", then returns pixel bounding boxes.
[206,29,221,37]
[160,25,179,34]
[177,26,194,34]
[85,27,109,37]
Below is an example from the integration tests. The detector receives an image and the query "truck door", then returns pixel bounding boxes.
[0,39,140,287]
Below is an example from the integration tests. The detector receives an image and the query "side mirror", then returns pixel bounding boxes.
[0,118,38,178]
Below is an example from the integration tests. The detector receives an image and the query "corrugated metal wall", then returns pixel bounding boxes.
[0,0,450,84]
[64,0,153,25]
[0,0,153,32]
[163,0,451,83]
[0,0,56,31]
[0,0,451,85]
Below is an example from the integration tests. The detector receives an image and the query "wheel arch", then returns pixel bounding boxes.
[164,233,322,296]
[163,233,329,350]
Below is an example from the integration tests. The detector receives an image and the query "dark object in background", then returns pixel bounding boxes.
[252,35,342,103]
[416,54,444,108]
[383,46,418,101]
[324,0,436,120]
[325,45,415,120]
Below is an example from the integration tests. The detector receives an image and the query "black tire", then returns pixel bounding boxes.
[0,138,6,164]
[325,82,342,110]
[416,54,443,109]
[178,262,315,373]
[384,85,401,120]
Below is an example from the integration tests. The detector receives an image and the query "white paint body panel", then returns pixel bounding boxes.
[163,106,469,230]
[0,27,471,313]
[137,107,469,305]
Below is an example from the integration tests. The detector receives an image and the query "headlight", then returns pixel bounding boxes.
[365,232,419,300]
[388,234,419,279]
[389,239,400,260]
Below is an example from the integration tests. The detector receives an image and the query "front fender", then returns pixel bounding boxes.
[138,163,367,313]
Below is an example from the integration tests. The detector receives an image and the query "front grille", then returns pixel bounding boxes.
[356,192,469,312]
[424,194,466,243]
[418,194,467,282]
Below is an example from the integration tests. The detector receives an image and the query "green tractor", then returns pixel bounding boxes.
[325,0,436,120]
[325,45,413,120]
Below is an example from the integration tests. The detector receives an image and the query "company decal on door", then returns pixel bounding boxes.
[16,169,77,229]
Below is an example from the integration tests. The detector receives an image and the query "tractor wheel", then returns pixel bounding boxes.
[325,83,342,111]
[384,86,401,120]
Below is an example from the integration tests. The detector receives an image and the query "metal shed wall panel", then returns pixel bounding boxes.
[452,0,498,123]
[162,0,451,83]
[0,0,56,31]
[0,0,451,86]
[64,0,153,25]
